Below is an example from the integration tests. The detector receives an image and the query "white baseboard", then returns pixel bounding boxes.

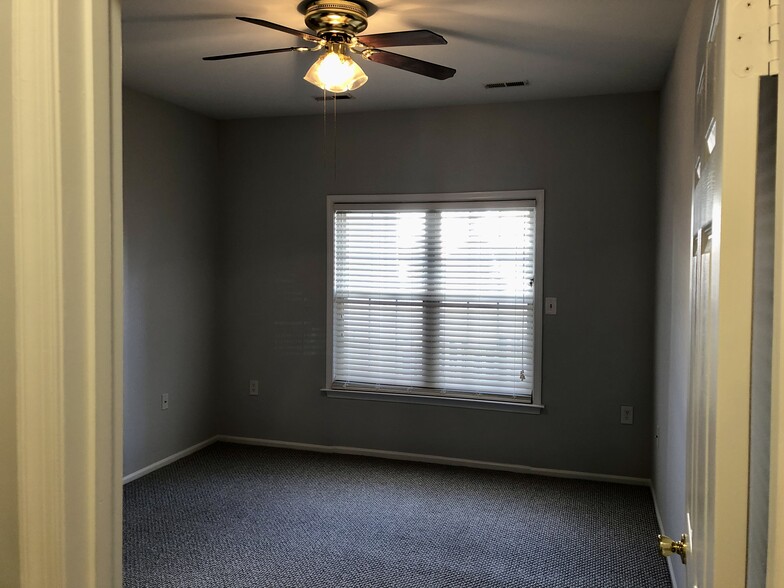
[123,436,219,484]
[216,435,651,486]
[650,485,678,588]
[124,434,651,488]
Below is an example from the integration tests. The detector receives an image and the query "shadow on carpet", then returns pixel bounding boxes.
[123,442,672,588]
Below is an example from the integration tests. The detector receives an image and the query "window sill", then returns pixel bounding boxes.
[321,388,544,414]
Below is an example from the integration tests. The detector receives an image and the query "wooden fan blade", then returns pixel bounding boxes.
[364,49,455,80]
[357,30,447,48]
[203,47,305,61]
[236,16,321,43]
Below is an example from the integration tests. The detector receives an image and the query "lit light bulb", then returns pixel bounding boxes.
[304,44,368,93]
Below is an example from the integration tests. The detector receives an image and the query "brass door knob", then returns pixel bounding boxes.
[658,534,688,564]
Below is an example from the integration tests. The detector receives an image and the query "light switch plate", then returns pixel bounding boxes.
[161,393,169,410]
[545,297,557,315]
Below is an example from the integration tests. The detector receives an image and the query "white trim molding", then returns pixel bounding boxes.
[123,435,650,488]
[323,388,545,414]
[217,436,651,486]
[123,437,220,484]
[10,0,123,586]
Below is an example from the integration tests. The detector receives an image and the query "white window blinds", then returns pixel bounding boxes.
[331,200,537,401]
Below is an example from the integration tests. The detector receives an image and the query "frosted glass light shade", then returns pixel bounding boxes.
[304,47,368,93]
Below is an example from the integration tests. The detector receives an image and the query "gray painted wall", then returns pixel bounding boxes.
[0,0,20,581]
[653,1,705,586]
[217,93,659,478]
[123,88,219,476]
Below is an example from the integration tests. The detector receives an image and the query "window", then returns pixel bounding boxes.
[326,191,544,411]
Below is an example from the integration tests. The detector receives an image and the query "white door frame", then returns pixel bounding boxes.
[6,0,123,586]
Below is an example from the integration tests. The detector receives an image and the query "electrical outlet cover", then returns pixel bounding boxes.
[620,405,634,425]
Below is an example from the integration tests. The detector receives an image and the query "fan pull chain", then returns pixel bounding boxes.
[323,88,328,167]
[319,91,339,191]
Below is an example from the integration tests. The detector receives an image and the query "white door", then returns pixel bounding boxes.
[681,1,776,587]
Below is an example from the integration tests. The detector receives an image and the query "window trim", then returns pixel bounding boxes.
[326,190,545,410]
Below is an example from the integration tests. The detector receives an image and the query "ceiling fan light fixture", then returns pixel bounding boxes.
[304,43,367,93]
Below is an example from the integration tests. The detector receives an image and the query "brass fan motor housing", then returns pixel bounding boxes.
[304,0,369,36]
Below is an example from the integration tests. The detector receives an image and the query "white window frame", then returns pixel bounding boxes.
[325,190,545,414]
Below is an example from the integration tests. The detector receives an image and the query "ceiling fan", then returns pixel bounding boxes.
[203,0,456,93]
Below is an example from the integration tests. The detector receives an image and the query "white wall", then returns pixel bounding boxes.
[123,88,220,475]
[216,92,660,478]
[653,0,706,586]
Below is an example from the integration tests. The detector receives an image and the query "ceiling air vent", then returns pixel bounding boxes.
[314,93,356,101]
[484,80,530,89]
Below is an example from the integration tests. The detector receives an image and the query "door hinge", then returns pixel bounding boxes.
[770,0,780,74]
[730,0,779,77]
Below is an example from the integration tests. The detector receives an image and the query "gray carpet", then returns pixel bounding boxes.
[123,442,672,588]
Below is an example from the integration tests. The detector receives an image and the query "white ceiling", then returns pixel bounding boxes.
[122,0,691,120]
